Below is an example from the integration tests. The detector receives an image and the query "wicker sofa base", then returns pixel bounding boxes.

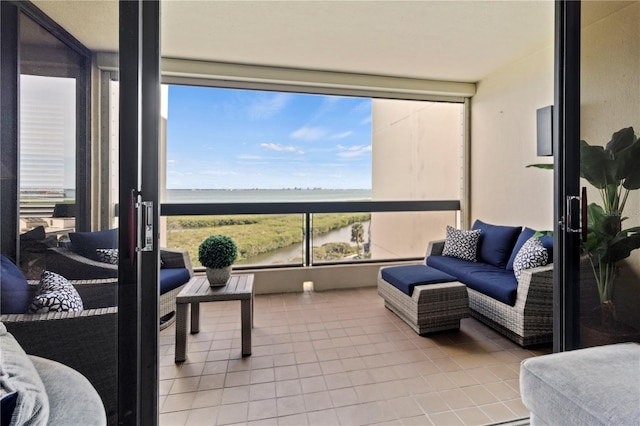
[377,272,469,335]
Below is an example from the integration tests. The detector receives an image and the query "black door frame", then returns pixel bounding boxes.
[553,0,581,352]
[119,0,161,423]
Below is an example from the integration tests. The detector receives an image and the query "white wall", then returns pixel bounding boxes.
[470,46,554,230]
[371,99,463,257]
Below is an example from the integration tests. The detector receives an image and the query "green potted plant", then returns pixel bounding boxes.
[530,126,640,327]
[198,235,238,286]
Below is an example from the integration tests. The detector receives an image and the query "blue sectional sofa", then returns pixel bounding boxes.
[378,221,554,346]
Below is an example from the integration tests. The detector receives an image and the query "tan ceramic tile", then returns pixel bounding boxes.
[401,415,433,425]
[479,402,518,423]
[162,392,197,413]
[454,406,493,426]
[427,410,463,426]
[248,399,277,421]
[276,395,306,417]
[303,391,333,412]
[307,408,339,426]
[170,377,201,394]
[388,396,424,418]
[185,406,220,426]
[198,374,226,391]
[250,382,277,401]
[414,392,450,414]
[329,387,359,408]
[275,379,302,398]
[439,389,476,410]
[277,413,309,425]
[159,410,189,426]
[192,389,223,409]
[221,385,249,405]
[216,402,248,425]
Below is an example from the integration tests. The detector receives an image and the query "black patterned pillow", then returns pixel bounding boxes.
[96,248,118,264]
[442,226,481,262]
[28,271,83,313]
[513,237,549,282]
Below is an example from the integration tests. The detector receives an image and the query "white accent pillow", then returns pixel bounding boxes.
[513,237,549,282]
[28,271,84,313]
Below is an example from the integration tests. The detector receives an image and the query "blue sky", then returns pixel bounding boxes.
[166,86,372,189]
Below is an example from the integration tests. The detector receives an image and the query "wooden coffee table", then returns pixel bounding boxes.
[174,274,254,362]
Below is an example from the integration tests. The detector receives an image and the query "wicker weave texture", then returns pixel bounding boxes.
[426,239,554,346]
[377,271,469,334]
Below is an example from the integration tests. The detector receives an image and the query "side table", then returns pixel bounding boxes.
[175,274,254,362]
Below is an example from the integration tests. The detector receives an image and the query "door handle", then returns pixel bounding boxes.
[565,195,582,234]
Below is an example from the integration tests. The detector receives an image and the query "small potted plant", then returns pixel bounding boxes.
[198,235,238,286]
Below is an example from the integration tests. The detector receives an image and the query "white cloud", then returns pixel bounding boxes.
[248,93,291,120]
[290,126,328,141]
[337,145,372,158]
[260,143,304,155]
[167,159,177,166]
[329,131,353,140]
[200,170,237,176]
[360,116,372,125]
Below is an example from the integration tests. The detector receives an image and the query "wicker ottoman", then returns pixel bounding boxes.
[378,267,469,335]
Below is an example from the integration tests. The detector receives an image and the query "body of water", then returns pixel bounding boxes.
[165,188,371,203]
[236,220,371,266]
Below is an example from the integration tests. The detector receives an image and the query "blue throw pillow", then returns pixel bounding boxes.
[506,227,536,270]
[0,255,36,314]
[69,229,118,261]
[472,220,522,269]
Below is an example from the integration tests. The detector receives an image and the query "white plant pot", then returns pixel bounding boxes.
[206,266,231,286]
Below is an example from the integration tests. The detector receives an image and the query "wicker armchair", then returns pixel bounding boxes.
[46,247,193,329]
[1,279,118,424]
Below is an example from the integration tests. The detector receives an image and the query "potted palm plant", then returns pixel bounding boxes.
[530,126,640,329]
[198,235,238,286]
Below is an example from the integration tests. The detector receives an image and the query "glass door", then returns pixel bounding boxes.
[556,0,640,351]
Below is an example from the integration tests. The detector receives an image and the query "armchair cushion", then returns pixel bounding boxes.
[68,229,118,261]
[472,220,522,268]
[160,268,191,294]
[1,256,37,314]
[28,271,83,314]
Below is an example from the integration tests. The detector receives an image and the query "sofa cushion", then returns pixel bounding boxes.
[427,255,518,305]
[28,271,84,313]
[472,220,522,268]
[0,323,50,425]
[506,227,536,270]
[69,229,118,261]
[520,343,640,425]
[1,255,37,314]
[442,226,481,262]
[513,237,548,283]
[160,268,191,294]
[381,265,456,296]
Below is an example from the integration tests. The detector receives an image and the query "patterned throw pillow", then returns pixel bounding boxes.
[96,248,118,264]
[442,226,481,262]
[513,237,549,282]
[28,271,84,313]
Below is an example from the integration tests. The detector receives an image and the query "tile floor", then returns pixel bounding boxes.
[159,286,550,426]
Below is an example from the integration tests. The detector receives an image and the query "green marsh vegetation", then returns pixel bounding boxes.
[166,213,371,266]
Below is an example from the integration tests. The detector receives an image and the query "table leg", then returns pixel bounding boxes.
[191,302,200,334]
[241,298,252,356]
[175,302,188,363]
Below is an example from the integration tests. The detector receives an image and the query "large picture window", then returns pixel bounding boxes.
[163,85,463,267]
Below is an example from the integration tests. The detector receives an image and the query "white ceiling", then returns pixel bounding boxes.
[30,1,627,84]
